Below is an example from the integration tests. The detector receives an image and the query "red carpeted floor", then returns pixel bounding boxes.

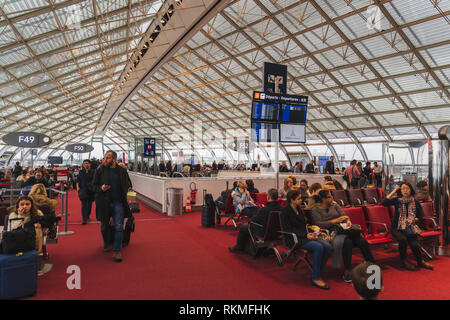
[30,190,450,300]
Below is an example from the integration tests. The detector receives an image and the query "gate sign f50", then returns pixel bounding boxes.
[143,138,156,157]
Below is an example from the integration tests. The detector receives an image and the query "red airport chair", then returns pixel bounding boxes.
[343,207,393,246]
[249,211,284,265]
[330,190,350,207]
[347,189,365,206]
[362,188,380,205]
[254,192,268,208]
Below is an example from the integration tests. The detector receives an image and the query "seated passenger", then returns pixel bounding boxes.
[23,170,52,189]
[232,181,258,218]
[299,179,310,204]
[28,183,57,214]
[305,183,322,209]
[289,176,299,189]
[415,181,431,202]
[245,180,259,194]
[311,190,375,283]
[322,176,336,190]
[351,261,384,300]
[16,170,29,182]
[4,171,12,182]
[7,196,45,274]
[182,164,190,176]
[382,182,433,271]
[280,178,294,200]
[228,189,282,255]
[280,190,332,290]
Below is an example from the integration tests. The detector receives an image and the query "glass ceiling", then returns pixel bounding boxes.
[0,0,449,160]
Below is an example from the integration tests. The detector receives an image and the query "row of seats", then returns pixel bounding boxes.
[217,189,383,228]
[330,188,383,206]
[247,204,441,271]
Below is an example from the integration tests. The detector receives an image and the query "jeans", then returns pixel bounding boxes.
[81,200,93,222]
[301,240,332,281]
[101,202,125,252]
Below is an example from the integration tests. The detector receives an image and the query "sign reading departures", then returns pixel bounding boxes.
[65,143,94,153]
[1,132,52,148]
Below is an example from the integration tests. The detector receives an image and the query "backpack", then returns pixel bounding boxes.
[343,171,349,183]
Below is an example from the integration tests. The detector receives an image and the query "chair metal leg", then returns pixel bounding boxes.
[272,247,283,266]
[420,245,433,260]
[304,256,313,271]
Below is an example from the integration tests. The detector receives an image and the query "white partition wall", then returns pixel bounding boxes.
[129,171,346,214]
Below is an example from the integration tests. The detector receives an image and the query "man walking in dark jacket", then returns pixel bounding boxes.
[77,160,95,225]
[228,189,282,255]
[93,150,132,262]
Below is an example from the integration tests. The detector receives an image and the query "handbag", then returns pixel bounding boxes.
[336,222,362,239]
[1,218,36,254]
[307,224,332,243]
[405,223,422,237]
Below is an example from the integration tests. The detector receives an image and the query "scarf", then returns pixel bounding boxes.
[398,197,416,230]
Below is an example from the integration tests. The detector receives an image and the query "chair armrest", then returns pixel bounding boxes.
[357,198,362,205]
[278,231,298,246]
[367,221,389,233]
[422,217,438,227]
[339,200,344,206]
[249,221,263,228]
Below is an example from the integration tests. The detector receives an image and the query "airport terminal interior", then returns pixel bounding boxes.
[0,0,449,300]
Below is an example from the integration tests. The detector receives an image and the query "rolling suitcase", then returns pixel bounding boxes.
[0,250,38,299]
[201,190,215,227]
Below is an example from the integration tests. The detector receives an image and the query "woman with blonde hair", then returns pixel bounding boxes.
[280,178,294,200]
[232,181,258,218]
[28,183,57,213]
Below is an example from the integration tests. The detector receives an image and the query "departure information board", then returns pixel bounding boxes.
[251,91,308,143]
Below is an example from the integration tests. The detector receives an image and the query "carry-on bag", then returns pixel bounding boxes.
[108,214,135,245]
[1,218,36,255]
[201,190,215,227]
[0,250,38,299]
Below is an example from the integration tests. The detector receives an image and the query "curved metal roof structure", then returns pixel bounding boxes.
[0,0,449,163]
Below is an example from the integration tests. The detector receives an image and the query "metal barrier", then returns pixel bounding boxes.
[0,185,74,236]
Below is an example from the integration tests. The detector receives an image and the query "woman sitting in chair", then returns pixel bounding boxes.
[280,190,332,290]
[7,195,45,275]
[382,182,433,271]
[280,178,294,200]
[311,190,375,283]
[232,181,258,218]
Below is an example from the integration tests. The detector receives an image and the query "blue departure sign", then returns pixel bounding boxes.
[143,138,156,157]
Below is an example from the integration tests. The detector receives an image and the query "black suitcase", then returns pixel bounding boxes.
[1,218,36,254]
[201,190,215,227]
[122,215,135,246]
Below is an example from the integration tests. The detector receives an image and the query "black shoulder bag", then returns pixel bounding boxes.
[1,218,36,254]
